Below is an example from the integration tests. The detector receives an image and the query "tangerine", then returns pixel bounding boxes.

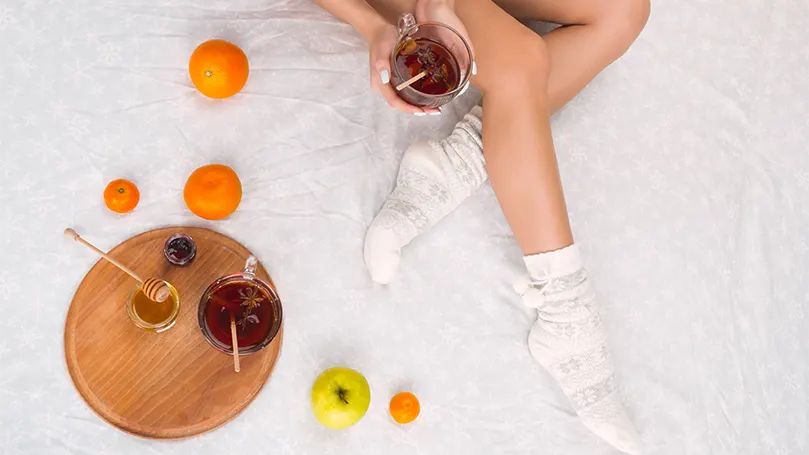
[183,164,242,220]
[389,392,420,424]
[189,39,249,99]
[104,179,140,213]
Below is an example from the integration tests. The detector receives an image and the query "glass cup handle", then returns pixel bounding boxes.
[243,256,257,280]
[397,13,417,37]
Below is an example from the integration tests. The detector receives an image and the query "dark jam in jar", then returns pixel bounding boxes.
[164,234,196,266]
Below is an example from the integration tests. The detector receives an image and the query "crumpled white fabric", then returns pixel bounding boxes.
[1,0,807,453]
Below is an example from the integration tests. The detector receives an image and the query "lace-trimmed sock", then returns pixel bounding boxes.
[515,244,641,454]
[364,106,487,283]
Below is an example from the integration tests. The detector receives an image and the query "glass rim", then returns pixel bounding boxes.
[390,20,474,99]
[197,273,283,355]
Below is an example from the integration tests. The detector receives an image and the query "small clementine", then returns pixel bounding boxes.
[104,179,140,214]
[189,39,249,99]
[184,164,242,220]
[389,392,420,424]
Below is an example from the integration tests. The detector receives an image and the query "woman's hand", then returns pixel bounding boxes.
[367,22,438,115]
[367,0,473,115]
[311,0,471,114]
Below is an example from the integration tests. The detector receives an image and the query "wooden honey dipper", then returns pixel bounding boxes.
[64,228,171,303]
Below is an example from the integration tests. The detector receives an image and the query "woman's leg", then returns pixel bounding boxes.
[365,108,488,283]
[370,0,651,114]
[366,0,642,452]
[462,0,651,254]
[495,0,651,112]
[455,6,642,449]
[363,0,649,279]
[466,9,570,255]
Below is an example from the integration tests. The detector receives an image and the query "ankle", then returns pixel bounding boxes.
[523,244,582,280]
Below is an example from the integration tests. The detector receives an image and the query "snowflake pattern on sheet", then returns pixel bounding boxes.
[0,0,807,454]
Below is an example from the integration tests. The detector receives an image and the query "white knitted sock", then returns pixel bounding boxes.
[515,244,641,454]
[364,106,487,283]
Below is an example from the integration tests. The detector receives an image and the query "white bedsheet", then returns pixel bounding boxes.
[1,0,807,453]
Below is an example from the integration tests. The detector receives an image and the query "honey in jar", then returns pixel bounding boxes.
[126,282,181,333]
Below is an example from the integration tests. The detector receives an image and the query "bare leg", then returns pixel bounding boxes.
[370,0,570,254]
[364,0,649,259]
[435,1,565,256]
[366,0,569,255]
[365,0,643,452]
[469,0,651,254]
[369,0,649,114]
[452,6,642,450]
[495,0,651,112]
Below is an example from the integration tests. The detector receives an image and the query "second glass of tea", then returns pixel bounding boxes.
[391,13,473,108]
[198,256,282,356]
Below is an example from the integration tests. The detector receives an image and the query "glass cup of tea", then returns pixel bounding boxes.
[197,256,283,356]
[390,13,473,108]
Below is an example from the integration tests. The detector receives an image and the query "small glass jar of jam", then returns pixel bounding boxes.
[164,233,196,266]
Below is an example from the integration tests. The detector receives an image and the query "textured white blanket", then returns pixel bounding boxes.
[1,0,806,453]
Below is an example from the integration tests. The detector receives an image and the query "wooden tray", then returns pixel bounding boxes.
[64,227,282,439]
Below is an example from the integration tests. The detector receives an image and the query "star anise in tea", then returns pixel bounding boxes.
[238,286,265,313]
[237,313,260,330]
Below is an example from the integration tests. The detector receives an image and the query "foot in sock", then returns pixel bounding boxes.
[515,244,641,454]
[364,106,487,283]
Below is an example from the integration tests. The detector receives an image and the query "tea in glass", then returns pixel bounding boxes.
[198,256,283,355]
[390,13,473,108]
[205,281,277,351]
[394,38,460,95]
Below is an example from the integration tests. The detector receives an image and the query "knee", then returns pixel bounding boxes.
[512,32,551,84]
[604,0,651,50]
[473,31,550,94]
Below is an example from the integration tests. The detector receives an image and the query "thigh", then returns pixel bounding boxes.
[454,0,546,90]
[365,0,416,24]
[494,0,608,25]
[369,0,532,37]
[367,0,544,92]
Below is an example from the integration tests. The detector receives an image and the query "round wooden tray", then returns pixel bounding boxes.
[64,227,283,439]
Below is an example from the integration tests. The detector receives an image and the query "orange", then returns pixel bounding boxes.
[189,39,249,99]
[389,392,420,424]
[104,179,140,213]
[184,164,242,220]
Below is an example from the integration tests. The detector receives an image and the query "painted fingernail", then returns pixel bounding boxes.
[428,110,442,116]
[380,69,390,84]
[471,61,477,76]
[413,112,427,116]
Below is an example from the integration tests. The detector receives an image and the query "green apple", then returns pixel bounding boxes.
[311,367,371,429]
